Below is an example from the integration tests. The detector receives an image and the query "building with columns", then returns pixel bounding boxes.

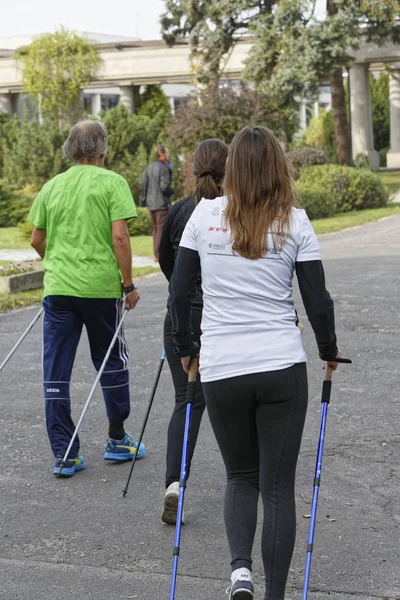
[1,34,400,169]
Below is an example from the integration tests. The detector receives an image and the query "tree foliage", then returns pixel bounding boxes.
[101,87,172,200]
[162,0,400,161]
[14,29,100,125]
[168,83,286,156]
[1,116,69,188]
[163,0,399,93]
[137,85,171,125]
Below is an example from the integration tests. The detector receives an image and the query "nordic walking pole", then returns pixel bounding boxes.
[122,348,166,498]
[58,308,129,476]
[302,357,352,600]
[169,356,199,600]
[0,307,44,374]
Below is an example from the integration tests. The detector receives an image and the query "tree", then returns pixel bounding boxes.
[14,29,100,126]
[162,0,400,164]
[137,85,171,125]
[168,83,284,155]
[1,116,69,188]
[168,83,284,195]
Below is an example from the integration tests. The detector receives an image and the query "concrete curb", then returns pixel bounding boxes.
[0,270,44,294]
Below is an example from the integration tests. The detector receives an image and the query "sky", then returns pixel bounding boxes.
[0,0,166,41]
[0,0,326,43]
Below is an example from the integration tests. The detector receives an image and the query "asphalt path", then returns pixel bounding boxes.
[1,216,399,600]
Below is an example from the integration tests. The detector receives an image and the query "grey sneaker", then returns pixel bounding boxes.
[161,482,185,525]
[226,568,254,599]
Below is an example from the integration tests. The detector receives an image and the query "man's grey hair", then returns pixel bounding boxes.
[62,121,108,161]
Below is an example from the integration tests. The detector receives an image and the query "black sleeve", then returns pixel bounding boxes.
[169,247,201,357]
[158,211,175,281]
[295,260,338,361]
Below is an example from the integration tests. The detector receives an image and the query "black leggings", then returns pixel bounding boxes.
[164,309,206,488]
[202,363,308,600]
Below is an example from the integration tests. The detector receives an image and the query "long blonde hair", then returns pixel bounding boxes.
[224,125,296,260]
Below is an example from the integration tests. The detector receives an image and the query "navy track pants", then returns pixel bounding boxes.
[43,296,130,458]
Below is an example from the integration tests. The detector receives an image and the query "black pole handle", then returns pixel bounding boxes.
[325,357,352,364]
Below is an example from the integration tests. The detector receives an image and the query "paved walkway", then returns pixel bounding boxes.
[0,249,157,268]
[0,216,399,600]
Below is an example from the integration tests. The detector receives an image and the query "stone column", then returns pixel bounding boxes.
[299,100,307,131]
[91,93,102,116]
[349,63,379,170]
[119,86,134,112]
[0,93,12,115]
[387,70,400,168]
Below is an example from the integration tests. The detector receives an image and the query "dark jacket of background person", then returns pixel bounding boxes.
[139,160,174,211]
[159,195,203,309]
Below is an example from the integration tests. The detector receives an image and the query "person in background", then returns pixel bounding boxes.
[169,125,342,600]
[158,139,229,524]
[29,121,145,477]
[140,144,174,262]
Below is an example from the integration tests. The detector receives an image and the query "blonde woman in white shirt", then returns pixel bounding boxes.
[169,125,341,600]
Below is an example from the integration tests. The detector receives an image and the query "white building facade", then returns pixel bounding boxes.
[1,35,400,169]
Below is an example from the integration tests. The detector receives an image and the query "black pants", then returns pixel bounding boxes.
[164,309,205,488]
[202,363,308,600]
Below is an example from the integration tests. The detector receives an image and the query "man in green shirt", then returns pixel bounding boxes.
[29,120,145,477]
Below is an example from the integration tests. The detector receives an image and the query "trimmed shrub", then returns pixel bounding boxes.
[127,207,152,236]
[379,148,388,168]
[296,183,336,219]
[0,184,34,227]
[354,153,371,170]
[18,219,34,240]
[298,165,388,213]
[286,147,328,179]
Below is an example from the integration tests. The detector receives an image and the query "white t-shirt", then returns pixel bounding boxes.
[179,196,321,383]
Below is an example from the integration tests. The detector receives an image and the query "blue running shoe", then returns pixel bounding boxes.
[104,433,146,461]
[53,455,86,477]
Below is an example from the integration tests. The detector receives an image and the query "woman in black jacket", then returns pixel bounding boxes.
[158,139,229,524]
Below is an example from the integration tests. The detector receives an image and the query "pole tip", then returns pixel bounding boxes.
[57,462,65,477]
[122,489,127,498]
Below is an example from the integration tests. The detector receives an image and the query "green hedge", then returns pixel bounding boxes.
[286,147,328,179]
[18,219,34,240]
[298,165,388,213]
[127,207,152,236]
[0,183,34,227]
[296,183,336,219]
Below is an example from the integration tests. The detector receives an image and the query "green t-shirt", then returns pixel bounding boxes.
[28,165,137,299]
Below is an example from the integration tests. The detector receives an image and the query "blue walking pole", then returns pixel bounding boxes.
[169,357,199,600]
[303,357,352,600]
[123,348,166,498]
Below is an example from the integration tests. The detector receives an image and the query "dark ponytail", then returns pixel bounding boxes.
[193,139,229,203]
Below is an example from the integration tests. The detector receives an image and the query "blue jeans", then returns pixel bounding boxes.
[42,296,130,457]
